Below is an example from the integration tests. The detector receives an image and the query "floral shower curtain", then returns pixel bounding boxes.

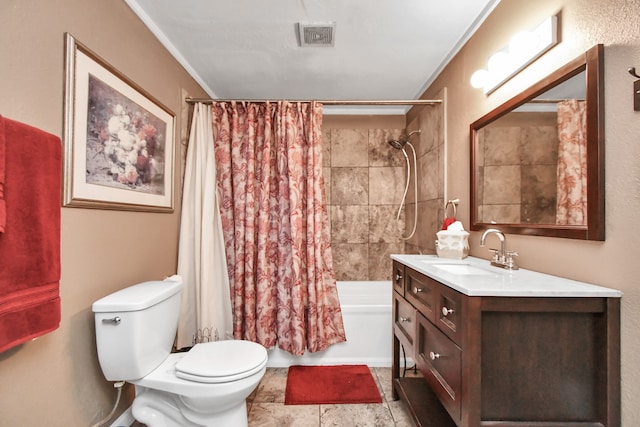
[556,99,587,225]
[212,101,345,355]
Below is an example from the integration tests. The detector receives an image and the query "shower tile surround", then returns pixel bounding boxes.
[325,126,405,281]
[323,101,445,281]
[403,93,446,257]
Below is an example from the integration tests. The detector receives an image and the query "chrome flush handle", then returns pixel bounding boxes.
[102,316,122,325]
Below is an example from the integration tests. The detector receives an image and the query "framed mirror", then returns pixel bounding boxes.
[470,44,604,240]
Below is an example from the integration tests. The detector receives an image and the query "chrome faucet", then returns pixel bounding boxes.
[480,228,518,270]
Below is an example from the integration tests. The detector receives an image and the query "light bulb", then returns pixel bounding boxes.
[487,51,510,73]
[470,70,489,89]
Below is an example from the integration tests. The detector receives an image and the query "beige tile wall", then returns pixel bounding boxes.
[477,111,558,224]
[404,92,447,255]
[322,102,446,280]
[323,126,406,281]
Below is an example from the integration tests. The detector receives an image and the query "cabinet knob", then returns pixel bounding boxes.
[442,306,454,316]
[413,287,423,293]
[395,273,403,282]
[399,316,410,323]
[429,351,440,360]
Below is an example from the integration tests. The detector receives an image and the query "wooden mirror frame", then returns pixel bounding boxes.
[470,44,604,240]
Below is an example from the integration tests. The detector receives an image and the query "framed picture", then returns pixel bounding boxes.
[63,33,175,212]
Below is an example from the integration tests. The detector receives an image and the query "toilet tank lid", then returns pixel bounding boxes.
[92,279,183,313]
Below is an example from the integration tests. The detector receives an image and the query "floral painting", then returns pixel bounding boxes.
[63,33,175,212]
[86,75,167,195]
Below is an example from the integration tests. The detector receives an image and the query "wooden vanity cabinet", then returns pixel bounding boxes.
[392,261,621,427]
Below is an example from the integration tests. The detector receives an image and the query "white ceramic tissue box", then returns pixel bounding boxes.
[435,229,470,260]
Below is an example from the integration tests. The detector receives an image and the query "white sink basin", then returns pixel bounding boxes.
[431,263,501,276]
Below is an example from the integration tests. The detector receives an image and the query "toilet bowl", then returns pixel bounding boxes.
[132,341,268,426]
[92,277,267,427]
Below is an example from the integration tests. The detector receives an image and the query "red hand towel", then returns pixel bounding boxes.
[0,114,5,233]
[0,116,61,352]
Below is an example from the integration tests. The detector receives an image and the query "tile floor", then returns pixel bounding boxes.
[131,366,419,426]
[247,367,416,426]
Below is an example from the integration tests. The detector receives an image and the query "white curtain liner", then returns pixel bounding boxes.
[176,103,232,349]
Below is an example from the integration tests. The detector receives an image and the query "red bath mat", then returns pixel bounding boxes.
[284,364,382,405]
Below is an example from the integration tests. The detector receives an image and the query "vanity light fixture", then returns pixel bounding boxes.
[470,15,558,95]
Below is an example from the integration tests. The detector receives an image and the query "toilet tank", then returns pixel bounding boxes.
[92,278,183,381]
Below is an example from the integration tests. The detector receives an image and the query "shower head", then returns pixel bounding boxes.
[388,139,406,150]
[387,130,421,150]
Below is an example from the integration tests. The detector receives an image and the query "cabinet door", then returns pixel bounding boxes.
[393,293,416,353]
[416,312,462,423]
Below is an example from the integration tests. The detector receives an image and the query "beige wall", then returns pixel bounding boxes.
[0,0,207,425]
[408,0,640,424]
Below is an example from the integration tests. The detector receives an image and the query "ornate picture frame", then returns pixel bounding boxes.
[63,33,175,212]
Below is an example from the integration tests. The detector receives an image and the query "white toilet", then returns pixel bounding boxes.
[92,277,268,427]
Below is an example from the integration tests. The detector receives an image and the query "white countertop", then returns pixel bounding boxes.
[391,254,622,298]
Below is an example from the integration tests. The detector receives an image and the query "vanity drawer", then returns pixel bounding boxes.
[416,312,462,423]
[405,268,437,322]
[437,284,464,345]
[393,294,416,351]
[392,261,405,296]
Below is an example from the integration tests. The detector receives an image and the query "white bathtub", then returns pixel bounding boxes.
[266,280,392,368]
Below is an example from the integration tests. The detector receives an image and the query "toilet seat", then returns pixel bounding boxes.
[175,340,268,384]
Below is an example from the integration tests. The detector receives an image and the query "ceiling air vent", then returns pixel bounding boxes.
[297,22,336,47]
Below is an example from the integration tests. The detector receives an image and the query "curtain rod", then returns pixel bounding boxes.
[185,97,442,106]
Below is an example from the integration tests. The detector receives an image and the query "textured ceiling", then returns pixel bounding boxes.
[125,0,500,114]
